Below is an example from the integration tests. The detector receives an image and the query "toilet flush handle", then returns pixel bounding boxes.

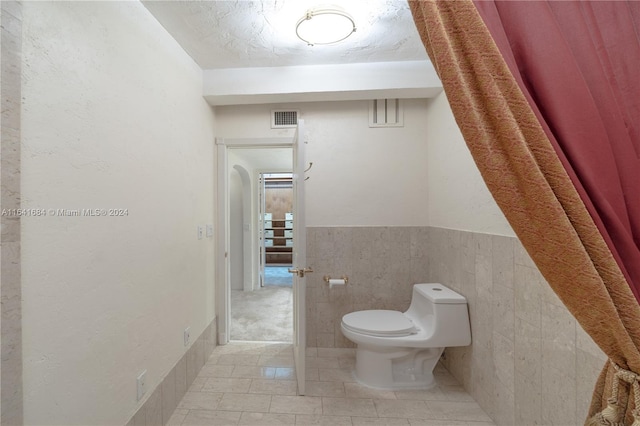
[287,267,314,278]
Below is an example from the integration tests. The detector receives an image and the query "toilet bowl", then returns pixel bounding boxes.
[340,283,471,390]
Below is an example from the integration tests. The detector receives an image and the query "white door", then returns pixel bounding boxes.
[289,120,308,395]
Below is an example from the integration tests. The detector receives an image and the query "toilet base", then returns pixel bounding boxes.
[353,345,444,390]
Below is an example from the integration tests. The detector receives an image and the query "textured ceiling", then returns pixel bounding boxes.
[142,0,428,69]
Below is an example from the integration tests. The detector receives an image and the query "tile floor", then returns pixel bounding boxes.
[167,342,495,426]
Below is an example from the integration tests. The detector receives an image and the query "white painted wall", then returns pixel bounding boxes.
[216,100,431,227]
[228,151,259,292]
[425,92,514,236]
[216,96,512,234]
[20,2,216,424]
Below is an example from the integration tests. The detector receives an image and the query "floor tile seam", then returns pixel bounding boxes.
[372,398,433,419]
[349,415,412,424]
[217,392,273,414]
[313,355,355,359]
[185,408,246,426]
[217,361,260,367]
[321,396,377,418]
[258,355,295,362]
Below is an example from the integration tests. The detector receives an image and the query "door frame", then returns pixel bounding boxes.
[215,137,294,345]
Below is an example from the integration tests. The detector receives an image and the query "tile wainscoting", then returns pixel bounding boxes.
[306,227,431,349]
[126,318,217,426]
[306,226,607,426]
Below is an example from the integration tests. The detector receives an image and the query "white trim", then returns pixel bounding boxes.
[215,138,229,345]
[203,61,443,106]
[216,137,293,147]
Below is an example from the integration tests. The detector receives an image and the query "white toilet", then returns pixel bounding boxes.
[340,283,471,390]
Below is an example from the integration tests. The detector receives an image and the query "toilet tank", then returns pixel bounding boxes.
[405,283,471,347]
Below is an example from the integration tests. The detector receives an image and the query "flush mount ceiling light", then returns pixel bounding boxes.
[296,6,356,46]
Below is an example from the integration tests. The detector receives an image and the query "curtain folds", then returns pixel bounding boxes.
[409,1,640,424]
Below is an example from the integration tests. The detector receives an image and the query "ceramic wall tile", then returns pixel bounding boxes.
[316,333,335,348]
[514,317,542,382]
[576,348,606,422]
[132,408,145,426]
[204,318,217,360]
[514,371,542,425]
[352,227,390,260]
[1,3,23,423]
[470,345,495,418]
[492,284,514,341]
[513,240,537,269]
[1,241,22,404]
[514,264,543,326]
[491,235,514,289]
[410,226,431,259]
[143,386,163,426]
[541,301,577,378]
[175,356,187,404]
[306,226,607,426]
[541,361,577,426]
[126,318,217,425]
[427,228,605,426]
[307,226,430,351]
[186,340,201,388]
[493,386,515,426]
[2,0,22,19]
[492,332,514,393]
[576,321,607,360]
[161,368,177,424]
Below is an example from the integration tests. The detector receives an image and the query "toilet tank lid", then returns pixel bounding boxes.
[415,283,467,304]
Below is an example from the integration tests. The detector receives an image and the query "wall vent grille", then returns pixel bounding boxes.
[271,110,298,128]
[369,99,404,128]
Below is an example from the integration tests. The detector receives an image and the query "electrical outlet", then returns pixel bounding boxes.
[136,370,147,401]
[206,224,213,238]
[197,225,204,240]
[184,327,190,346]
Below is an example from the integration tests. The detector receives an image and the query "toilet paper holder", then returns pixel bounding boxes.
[323,275,349,285]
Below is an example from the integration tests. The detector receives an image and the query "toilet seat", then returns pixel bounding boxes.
[342,310,417,337]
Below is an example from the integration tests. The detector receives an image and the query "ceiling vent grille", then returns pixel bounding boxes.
[271,110,299,128]
[369,99,404,128]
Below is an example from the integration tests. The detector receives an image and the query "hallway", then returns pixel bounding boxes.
[230,286,293,342]
[229,266,294,342]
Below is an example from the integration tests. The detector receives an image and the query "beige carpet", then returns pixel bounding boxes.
[230,285,293,342]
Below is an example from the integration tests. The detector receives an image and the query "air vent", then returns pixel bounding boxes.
[271,110,299,128]
[369,99,404,128]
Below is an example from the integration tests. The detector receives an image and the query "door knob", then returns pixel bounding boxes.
[287,267,314,278]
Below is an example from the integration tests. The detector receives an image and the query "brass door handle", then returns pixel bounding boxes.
[287,267,314,278]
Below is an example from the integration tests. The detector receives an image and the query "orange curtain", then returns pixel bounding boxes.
[409,1,640,424]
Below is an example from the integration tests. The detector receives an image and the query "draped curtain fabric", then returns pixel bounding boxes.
[409,1,640,424]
